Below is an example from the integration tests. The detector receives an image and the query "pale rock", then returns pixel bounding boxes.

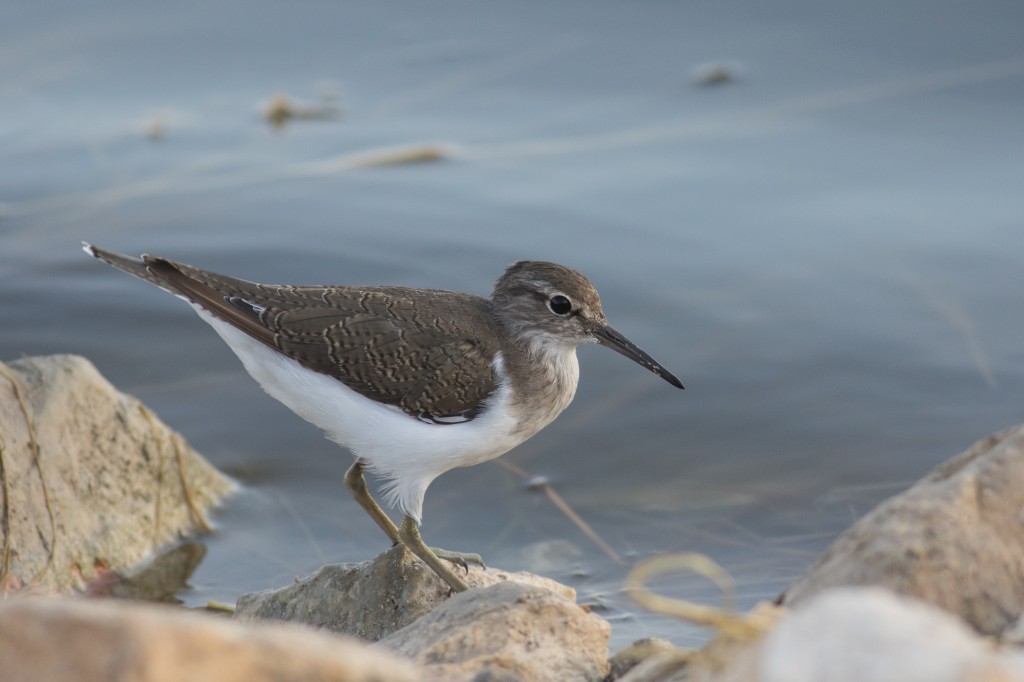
[0,595,417,682]
[759,588,1024,682]
[0,354,234,594]
[379,580,611,682]
[782,426,1024,634]
[235,544,575,641]
[621,588,1024,682]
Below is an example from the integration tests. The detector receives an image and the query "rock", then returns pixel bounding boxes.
[1001,613,1024,646]
[0,595,417,682]
[236,548,608,680]
[606,638,680,680]
[107,542,208,602]
[759,588,1024,682]
[615,602,779,682]
[621,588,1024,682]
[781,426,1024,635]
[0,354,234,594]
[235,544,575,641]
[379,580,611,682]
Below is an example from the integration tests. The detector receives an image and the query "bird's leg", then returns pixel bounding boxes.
[345,461,484,590]
[399,514,471,593]
[344,460,401,544]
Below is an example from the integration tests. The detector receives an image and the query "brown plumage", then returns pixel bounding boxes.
[92,247,503,422]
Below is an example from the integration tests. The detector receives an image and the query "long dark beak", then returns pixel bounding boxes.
[593,325,684,389]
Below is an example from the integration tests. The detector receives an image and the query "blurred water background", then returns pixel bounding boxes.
[2,0,1023,648]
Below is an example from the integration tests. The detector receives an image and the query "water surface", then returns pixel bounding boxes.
[2,0,1023,648]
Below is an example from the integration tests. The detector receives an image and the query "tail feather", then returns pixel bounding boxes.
[82,242,167,289]
[83,242,279,351]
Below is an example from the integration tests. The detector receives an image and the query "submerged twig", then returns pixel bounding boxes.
[538,481,624,565]
[494,459,623,564]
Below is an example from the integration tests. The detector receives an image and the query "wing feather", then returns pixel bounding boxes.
[95,250,502,420]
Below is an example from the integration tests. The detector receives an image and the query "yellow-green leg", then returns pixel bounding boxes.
[399,515,470,593]
[343,460,484,592]
[344,460,400,543]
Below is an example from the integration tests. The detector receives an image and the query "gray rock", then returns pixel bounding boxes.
[235,544,576,641]
[781,426,1024,634]
[606,638,680,681]
[0,595,417,682]
[379,580,611,682]
[0,354,234,594]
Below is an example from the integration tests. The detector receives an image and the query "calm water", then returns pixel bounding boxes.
[2,1,1023,648]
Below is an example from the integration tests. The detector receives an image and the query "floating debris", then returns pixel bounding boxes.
[692,61,740,86]
[138,110,191,142]
[144,115,167,142]
[526,475,551,491]
[338,143,449,169]
[263,91,342,130]
[204,600,237,614]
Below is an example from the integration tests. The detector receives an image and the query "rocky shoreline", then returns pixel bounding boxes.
[3,354,1024,681]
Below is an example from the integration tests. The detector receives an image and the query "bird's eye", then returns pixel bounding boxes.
[548,294,573,316]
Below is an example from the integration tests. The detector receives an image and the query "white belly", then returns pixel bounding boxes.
[194,307,526,522]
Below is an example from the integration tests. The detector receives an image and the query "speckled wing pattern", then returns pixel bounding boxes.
[143,256,502,423]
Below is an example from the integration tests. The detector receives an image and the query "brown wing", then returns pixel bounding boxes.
[89,247,501,421]
[257,285,503,421]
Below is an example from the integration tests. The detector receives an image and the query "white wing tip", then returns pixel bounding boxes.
[82,241,96,257]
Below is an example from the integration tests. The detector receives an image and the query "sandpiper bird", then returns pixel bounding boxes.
[84,244,683,592]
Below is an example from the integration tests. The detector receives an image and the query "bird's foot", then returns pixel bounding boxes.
[430,547,486,573]
[398,515,472,592]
